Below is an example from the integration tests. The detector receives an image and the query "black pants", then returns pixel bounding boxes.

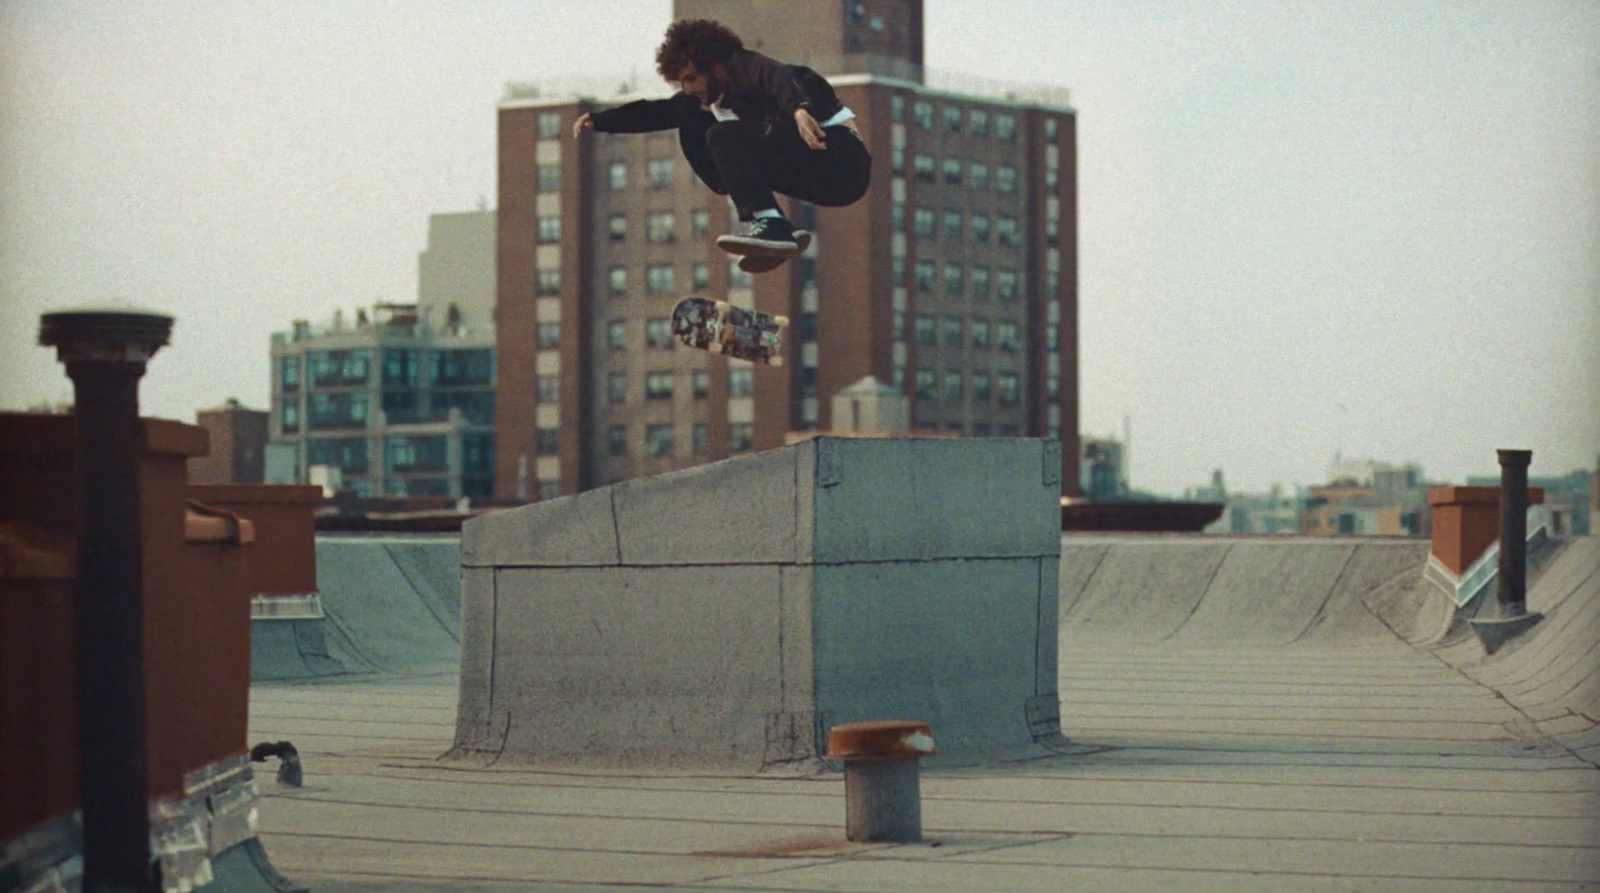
[704,119,872,221]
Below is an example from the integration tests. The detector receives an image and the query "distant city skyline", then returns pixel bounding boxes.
[2,0,1595,495]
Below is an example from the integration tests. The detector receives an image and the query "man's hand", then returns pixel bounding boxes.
[572,113,594,138]
[795,108,826,150]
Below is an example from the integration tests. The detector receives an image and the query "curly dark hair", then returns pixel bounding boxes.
[655,19,744,80]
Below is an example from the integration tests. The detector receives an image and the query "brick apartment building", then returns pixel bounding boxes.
[494,0,1079,499]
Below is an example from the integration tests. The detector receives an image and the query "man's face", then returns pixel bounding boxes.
[678,61,724,107]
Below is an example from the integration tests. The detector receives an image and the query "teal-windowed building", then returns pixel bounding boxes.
[269,302,496,497]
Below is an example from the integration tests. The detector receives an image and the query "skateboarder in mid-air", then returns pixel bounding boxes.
[573,18,872,272]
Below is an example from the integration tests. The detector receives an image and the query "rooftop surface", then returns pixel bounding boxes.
[247,534,1600,892]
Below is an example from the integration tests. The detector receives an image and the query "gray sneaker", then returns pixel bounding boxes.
[717,216,800,256]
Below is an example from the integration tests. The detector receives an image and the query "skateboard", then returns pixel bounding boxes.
[670,297,788,365]
[729,230,813,274]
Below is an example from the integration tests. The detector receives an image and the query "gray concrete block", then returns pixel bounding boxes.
[811,558,1044,755]
[453,566,495,747]
[811,438,1060,564]
[461,488,619,568]
[482,565,785,769]
[613,447,805,566]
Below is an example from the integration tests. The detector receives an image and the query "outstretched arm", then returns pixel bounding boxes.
[580,97,684,135]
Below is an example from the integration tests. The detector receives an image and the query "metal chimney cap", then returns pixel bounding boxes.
[39,308,174,363]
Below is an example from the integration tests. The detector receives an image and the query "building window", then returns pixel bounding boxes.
[943,210,962,240]
[914,369,936,399]
[433,349,494,386]
[537,374,559,401]
[970,266,992,299]
[382,349,418,388]
[385,435,448,473]
[942,158,962,185]
[281,401,299,433]
[1045,117,1058,143]
[944,105,962,132]
[913,208,935,238]
[433,390,494,426]
[608,371,627,403]
[646,424,674,457]
[996,114,1017,140]
[997,321,1021,351]
[646,264,675,294]
[913,154,935,183]
[536,481,561,500]
[608,266,627,296]
[382,390,419,423]
[891,147,904,174]
[891,202,905,231]
[914,260,935,293]
[607,320,627,350]
[537,269,561,296]
[537,163,561,192]
[692,369,710,398]
[608,161,627,190]
[997,215,1020,246]
[729,423,753,453]
[944,371,963,401]
[1047,324,1059,351]
[913,101,933,131]
[692,262,710,290]
[892,256,906,284]
[646,318,674,348]
[1046,218,1059,242]
[1048,375,1060,399]
[537,322,561,349]
[944,263,962,295]
[280,355,301,391]
[647,158,674,187]
[646,212,676,243]
[891,94,905,123]
[972,371,991,401]
[969,162,989,191]
[996,269,1019,300]
[307,349,372,387]
[971,214,991,243]
[969,109,989,136]
[729,367,754,397]
[646,371,673,399]
[537,215,561,244]
[996,165,1017,193]
[941,316,963,348]
[971,318,990,348]
[463,433,494,474]
[535,428,560,455]
[693,423,709,454]
[914,315,936,346]
[538,112,561,139]
[1046,166,1059,188]
[998,373,1020,405]
[307,436,369,474]
[608,214,627,241]
[607,424,627,456]
[691,208,710,236]
[891,311,905,341]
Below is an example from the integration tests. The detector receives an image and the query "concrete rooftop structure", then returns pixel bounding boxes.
[243,441,1600,892]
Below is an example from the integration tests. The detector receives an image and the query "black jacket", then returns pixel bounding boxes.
[588,49,846,194]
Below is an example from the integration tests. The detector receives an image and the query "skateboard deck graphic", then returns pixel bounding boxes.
[671,297,788,365]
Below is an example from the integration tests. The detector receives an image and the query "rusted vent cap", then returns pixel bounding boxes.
[826,720,937,760]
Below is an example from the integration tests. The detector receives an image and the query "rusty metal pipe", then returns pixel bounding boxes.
[1497,449,1532,618]
[40,309,172,893]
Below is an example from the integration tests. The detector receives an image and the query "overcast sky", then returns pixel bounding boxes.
[1,0,1595,496]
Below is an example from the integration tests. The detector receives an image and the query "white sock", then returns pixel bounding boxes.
[754,208,783,220]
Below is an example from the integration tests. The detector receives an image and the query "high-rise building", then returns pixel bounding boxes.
[269,303,497,499]
[419,207,497,328]
[494,0,1078,500]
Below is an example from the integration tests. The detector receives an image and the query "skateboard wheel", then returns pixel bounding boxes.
[769,355,785,367]
[772,315,789,327]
